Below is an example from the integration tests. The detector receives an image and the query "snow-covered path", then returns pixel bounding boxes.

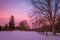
[0,31,60,40]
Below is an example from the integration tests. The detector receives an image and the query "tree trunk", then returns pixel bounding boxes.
[46,28,48,36]
[51,22,56,35]
[52,26,56,35]
[50,21,56,35]
[43,31,44,35]
[46,31,48,36]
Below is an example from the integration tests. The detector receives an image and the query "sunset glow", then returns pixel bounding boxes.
[0,0,31,26]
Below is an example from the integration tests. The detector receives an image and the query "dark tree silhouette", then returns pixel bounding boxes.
[30,0,60,35]
[0,25,2,31]
[55,14,60,32]
[23,20,30,30]
[4,24,8,30]
[19,20,29,31]
[9,15,15,30]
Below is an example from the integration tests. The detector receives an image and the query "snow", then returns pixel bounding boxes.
[0,31,60,40]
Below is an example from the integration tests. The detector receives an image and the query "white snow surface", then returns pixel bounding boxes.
[0,31,60,40]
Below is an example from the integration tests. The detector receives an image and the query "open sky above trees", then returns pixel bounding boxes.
[0,0,32,26]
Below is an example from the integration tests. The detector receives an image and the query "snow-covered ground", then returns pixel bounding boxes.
[0,31,60,40]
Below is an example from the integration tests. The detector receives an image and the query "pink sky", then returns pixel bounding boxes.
[0,0,32,26]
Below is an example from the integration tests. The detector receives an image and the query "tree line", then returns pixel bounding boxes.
[0,15,30,31]
[0,15,60,36]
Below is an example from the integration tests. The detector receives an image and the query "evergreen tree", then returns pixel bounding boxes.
[4,24,8,30]
[9,15,15,30]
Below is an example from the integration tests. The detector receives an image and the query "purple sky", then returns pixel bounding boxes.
[0,0,32,26]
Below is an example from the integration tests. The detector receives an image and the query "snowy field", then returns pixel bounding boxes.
[0,31,60,40]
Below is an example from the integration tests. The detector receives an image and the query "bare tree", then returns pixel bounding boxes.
[29,9,47,35]
[30,0,60,35]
